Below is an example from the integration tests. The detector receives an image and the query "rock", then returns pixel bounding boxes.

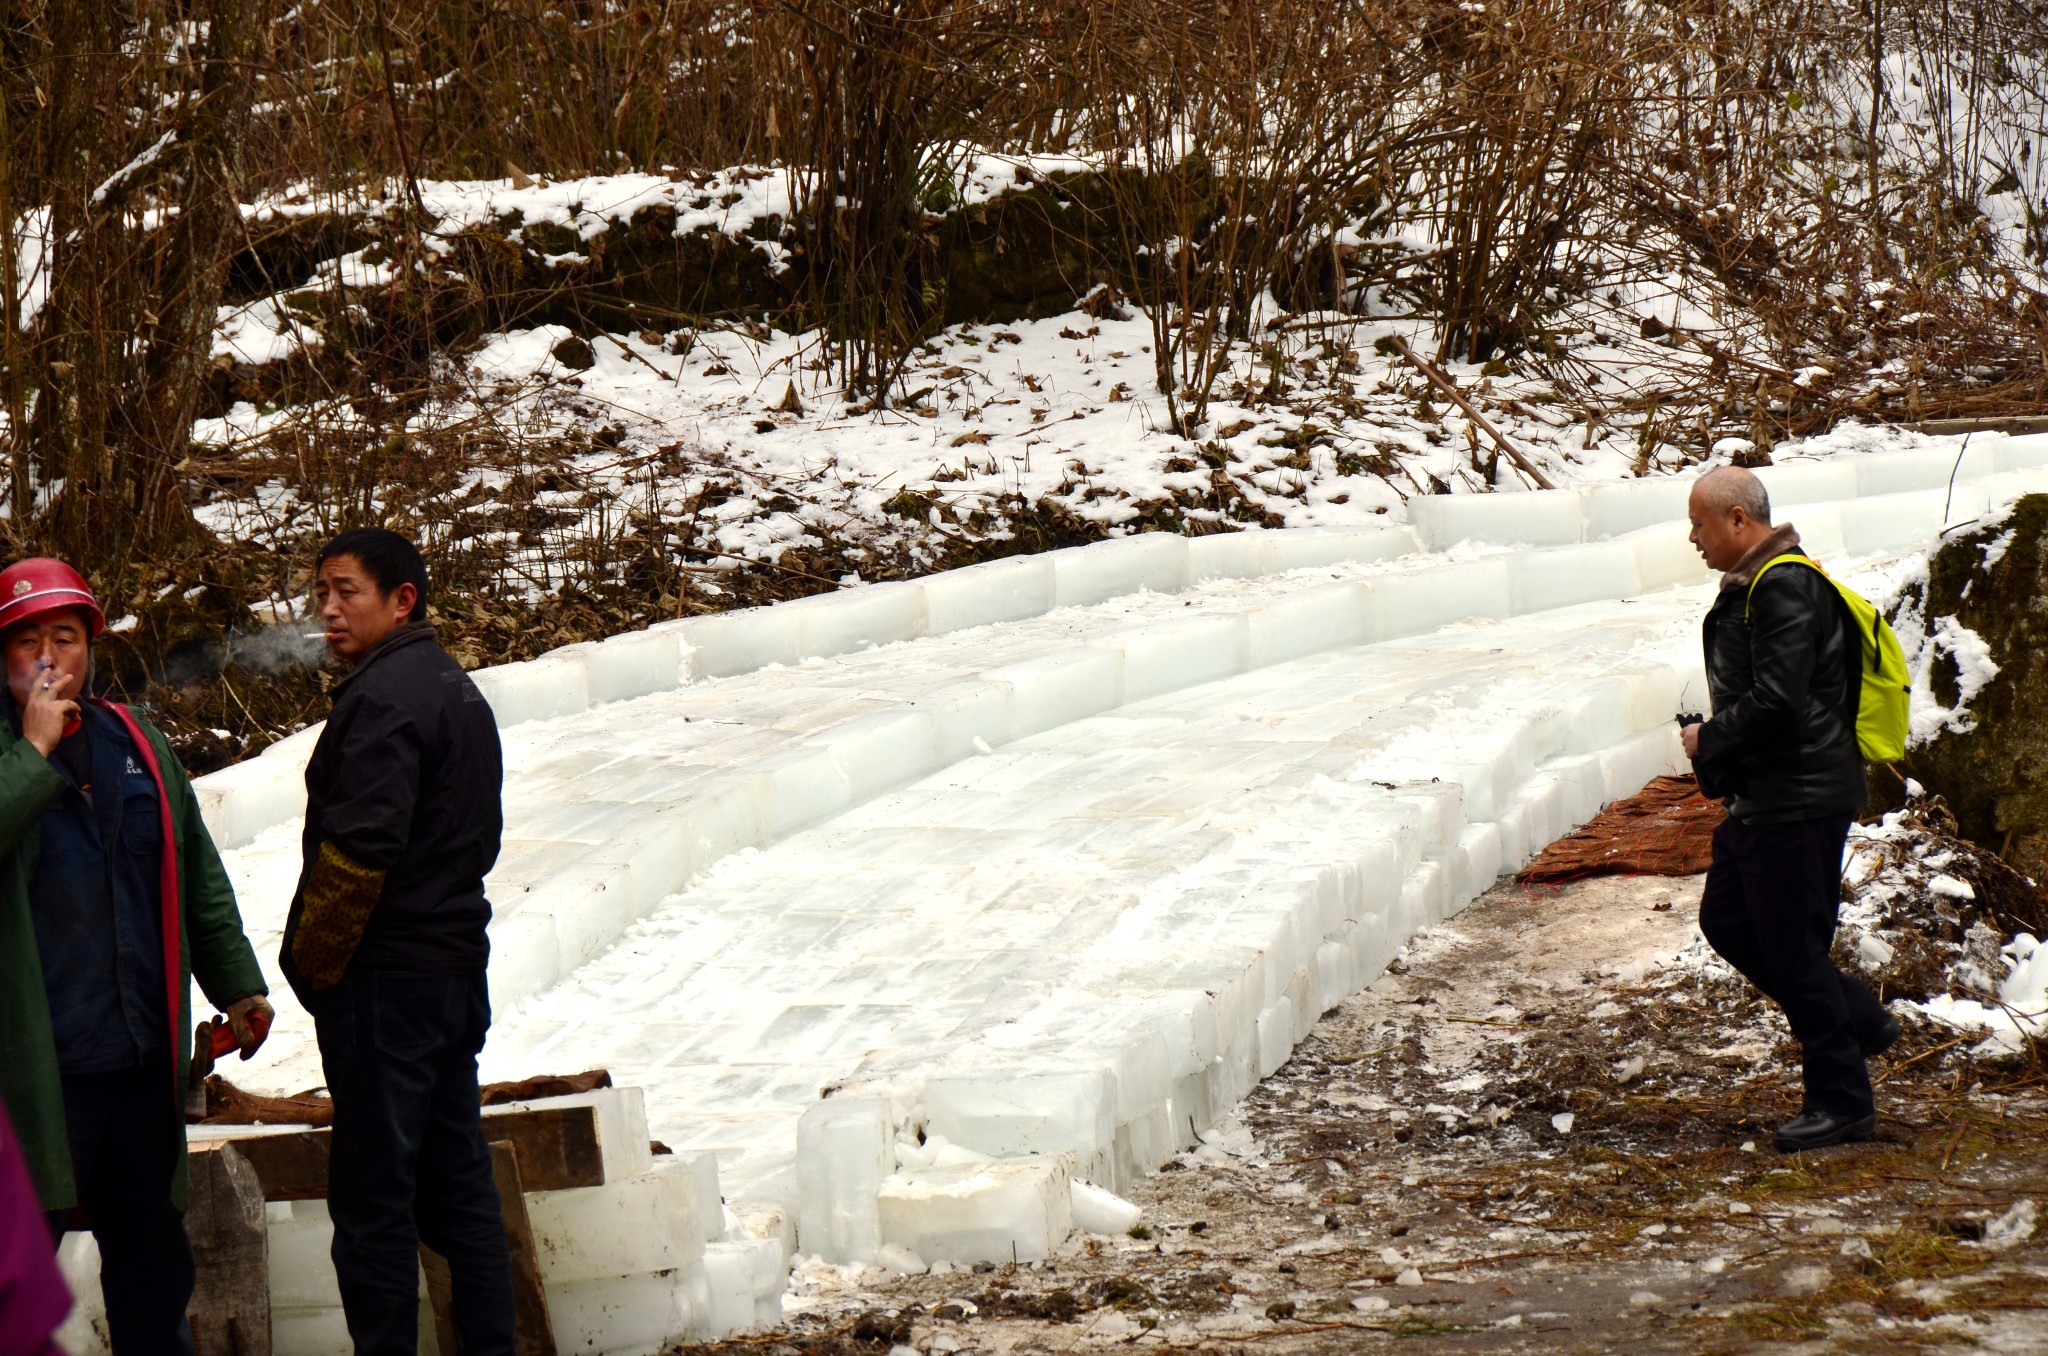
[1780,1264,1831,1296]
[1897,494,2048,876]
[550,334,596,371]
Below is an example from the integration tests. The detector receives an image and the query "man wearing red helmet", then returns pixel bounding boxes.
[0,557,273,1354]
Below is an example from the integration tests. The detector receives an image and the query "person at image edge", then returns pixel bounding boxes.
[1683,467,1902,1152]
[0,556,272,1353]
[279,528,516,1353]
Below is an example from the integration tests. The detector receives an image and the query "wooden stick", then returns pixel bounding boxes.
[1386,335,1557,491]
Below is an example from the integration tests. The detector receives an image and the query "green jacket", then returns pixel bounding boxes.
[0,704,267,1213]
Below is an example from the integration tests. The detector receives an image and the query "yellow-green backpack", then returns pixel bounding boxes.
[1746,554,1911,763]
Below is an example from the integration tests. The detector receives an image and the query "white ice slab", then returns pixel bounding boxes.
[877,1156,1075,1265]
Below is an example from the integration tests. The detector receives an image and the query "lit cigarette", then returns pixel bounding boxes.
[303,631,327,639]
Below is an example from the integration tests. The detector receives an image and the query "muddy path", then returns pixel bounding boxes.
[682,873,2048,1355]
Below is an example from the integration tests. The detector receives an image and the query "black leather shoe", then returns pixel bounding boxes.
[1774,1110,1878,1152]
[1861,1013,1904,1057]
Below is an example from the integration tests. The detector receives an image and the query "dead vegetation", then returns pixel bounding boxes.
[4,1,2048,767]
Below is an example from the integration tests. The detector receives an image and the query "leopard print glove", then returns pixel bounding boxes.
[290,840,386,989]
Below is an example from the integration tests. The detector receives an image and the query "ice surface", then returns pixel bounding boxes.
[1376,559,1513,637]
[473,651,594,727]
[1786,502,1846,559]
[577,626,691,706]
[1245,583,1376,667]
[1051,533,1189,607]
[1755,460,1860,508]
[1994,432,2048,472]
[1837,488,1948,556]
[1070,1179,1143,1236]
[1583,478,1694,540]
[877,1157,1075,1265]
[1106,615,1249,703]
[789,581,929,659]
[1185,531,1265,582]
[543,1272,693,1356]
[682,607,804,678]
[922,554,1055,633]
[1409,490,1585,550]
[1509,542,1642,614]
[187,474,1984,1349]
[1623,521,1711,593]
[796,1098,894,1263]
[924,1070,1118,1169]
[1253,526,1420,573]
[1852,445,1995,497]
[525,1155,707,1283]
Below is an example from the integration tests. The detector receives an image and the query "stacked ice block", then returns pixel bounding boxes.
[168,436,2046,1348]
[49,1090,777,1356]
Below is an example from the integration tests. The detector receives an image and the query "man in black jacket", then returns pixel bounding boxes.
[281,529,514,1354]
[1683,467,1899,1152]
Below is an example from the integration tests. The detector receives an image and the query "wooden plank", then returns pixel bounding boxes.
[1908,415,2048,437]
[420,1143,558,1355]
[185,1143,270,1356]
[492,1141,559,1356]
[204,1102,605,1202]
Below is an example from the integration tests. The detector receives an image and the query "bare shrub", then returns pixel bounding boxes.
[1073,0,1414,432]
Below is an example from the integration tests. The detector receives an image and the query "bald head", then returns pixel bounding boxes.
[1691,466,1772,525]
[1687,466,1777,572]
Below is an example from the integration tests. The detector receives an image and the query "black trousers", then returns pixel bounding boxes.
[313,970,515,1356]
[1699,813,1890,1119]
[44,1065,197,1356]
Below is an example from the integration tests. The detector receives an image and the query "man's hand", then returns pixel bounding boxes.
[1682,721,1703,760]
[224,994,275,1059]
[22,668,79,758]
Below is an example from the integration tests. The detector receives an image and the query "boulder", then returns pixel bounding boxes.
[1897,493,2048,876]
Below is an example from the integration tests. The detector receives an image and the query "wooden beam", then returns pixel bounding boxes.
[422,1142,558,1355]
[199,1102,606,1202]
[1907,415,2048,438]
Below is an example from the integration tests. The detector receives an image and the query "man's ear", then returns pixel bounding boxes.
[392,582,419,620]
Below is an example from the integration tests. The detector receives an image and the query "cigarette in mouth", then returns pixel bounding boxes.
[303,631,328,639]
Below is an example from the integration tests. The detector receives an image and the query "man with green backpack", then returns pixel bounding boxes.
[1682,466,1912,1152]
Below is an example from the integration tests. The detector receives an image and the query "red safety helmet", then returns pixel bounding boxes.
[0,558,106,638]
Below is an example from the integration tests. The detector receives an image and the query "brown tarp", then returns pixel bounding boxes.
[1516,774,1726,883]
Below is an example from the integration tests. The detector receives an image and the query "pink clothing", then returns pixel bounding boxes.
[0,1102,70,1356]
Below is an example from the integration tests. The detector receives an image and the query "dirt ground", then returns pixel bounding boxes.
[680,873,2048,1356]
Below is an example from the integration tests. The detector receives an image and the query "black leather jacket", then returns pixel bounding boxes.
[1695,543,1867,823]
[281,623,504,997]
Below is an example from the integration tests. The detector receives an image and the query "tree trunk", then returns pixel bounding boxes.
[14,0,270,567]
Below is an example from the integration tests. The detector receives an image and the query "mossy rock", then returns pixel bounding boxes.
[1898,493,2048,865]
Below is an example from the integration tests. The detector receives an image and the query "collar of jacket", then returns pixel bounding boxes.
[1718,522,1803,593]
[334,619,439,695]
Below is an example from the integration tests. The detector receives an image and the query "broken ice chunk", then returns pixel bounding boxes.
[1070,1180,1142,1236]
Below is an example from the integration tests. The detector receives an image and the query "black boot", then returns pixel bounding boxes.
[1774,1109,1878,1151]
[1860,1013,1903,1057]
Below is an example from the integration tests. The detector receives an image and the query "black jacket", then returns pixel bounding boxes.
[1694,528,1867,823]
[281,624,503,995]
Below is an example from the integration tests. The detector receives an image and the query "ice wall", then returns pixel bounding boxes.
[165,441,2048,1351]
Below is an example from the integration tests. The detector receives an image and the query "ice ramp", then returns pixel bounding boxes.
[161,442,2043,1352]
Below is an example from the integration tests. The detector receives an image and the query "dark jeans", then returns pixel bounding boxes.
[313,970,515,1356]
[1699,813,1890,1119]
[44,1064,197,1356]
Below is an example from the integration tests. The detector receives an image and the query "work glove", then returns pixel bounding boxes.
[290,841,385,989]
[224,993,275,1058]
